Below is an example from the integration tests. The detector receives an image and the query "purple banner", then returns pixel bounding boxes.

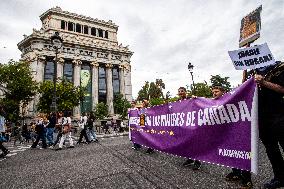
[129,78,258,173]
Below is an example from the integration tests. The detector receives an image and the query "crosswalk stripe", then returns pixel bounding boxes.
[6,153,17,157]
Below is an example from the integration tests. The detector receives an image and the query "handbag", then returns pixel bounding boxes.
[0,133,7,142]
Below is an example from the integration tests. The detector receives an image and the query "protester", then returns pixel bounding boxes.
[177,87,201,170]
[46,112,56,146]
[77,112,91,144]
[0,105,10,158]
[21,123,31,143]
[13,122,23,145]
[56,111,74,150]
[31,117,47,149]
[142,99,155,154]
[87,115,98,142]
[129,100,141,150]
[254,61,284,189]
[50,112,63,149]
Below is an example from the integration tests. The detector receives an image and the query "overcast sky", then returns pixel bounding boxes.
[0,0,283,98]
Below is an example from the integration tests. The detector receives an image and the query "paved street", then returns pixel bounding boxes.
[0,135,282,189]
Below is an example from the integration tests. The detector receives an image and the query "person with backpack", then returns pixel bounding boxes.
[0,105,10,158]
[56,111,74,150]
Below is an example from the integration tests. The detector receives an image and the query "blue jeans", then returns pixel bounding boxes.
[88,129,97,141]
[46,128,55,145]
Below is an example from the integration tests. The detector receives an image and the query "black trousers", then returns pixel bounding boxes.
[259,117,284,180]
[31,133,47,148]
[78,129,90,143]
[231,168,251,182]
[0,142,8,153]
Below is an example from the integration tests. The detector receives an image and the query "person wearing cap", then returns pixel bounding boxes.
[254,61,284,189]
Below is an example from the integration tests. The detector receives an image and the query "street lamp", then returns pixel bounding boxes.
[50,32,63,112]
[187,62,195,95]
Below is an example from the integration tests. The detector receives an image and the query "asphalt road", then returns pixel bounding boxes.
[0,136,282,189]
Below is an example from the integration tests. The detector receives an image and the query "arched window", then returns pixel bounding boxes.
[91,27,96,36]
[112,67,120,94]
[98,66,106,103]
[98,29,103,37]
[44,57,54,81]
[68,22,74,31]
[83,25,89,34]
[76,23,81,33]
[61,20,66,30]
[63,59,73,82]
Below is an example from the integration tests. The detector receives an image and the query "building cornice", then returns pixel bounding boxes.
[17,29,133,56]
[40,6,118,30]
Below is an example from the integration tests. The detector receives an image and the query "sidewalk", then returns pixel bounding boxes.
[96,131,129,139]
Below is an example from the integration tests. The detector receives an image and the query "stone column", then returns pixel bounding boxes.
[124,63,132,102]
[28,55,45,116]
[119,64,125,97]
[73,59,82,118]
[57,57,64,80]
[105,63,114,115]
[90,61,99,109]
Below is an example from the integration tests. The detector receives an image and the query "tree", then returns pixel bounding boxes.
[37,79,85,113]
[0,60,38,121]
[113,93,131,119]
[210,75,231,92]
[137,79,165,101]
[137,81,150,101]
[93,102,108,120]
[149,98,164,106]
[191,82,212,97]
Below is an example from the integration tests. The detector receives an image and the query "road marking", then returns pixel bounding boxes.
[6,153,17,157]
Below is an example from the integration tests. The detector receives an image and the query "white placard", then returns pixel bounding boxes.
[228,43,275,70]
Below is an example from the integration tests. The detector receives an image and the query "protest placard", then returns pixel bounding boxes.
[239,6,262,47]
[228,43,275,70]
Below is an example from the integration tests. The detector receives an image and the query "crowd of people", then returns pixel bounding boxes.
[128,61,284,189]
[0,61,283,189]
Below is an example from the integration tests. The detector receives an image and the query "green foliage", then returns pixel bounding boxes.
[192,82,212,97]
[37,79,85,113]
[113,93,131,119]
[0,60,38,121]
[210,75,231,92]
[137,81,150,101]
[93,102,108,120]
[137,79,165,101]
[149,98,165,106]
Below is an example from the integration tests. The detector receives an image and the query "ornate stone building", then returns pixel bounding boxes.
[17,7,133,118]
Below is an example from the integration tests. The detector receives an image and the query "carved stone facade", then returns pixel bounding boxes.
[17,6,133,118]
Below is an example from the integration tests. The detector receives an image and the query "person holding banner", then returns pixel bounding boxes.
[178,87,201,170]
[129,101,141,150]
[143,99,155,154]
[213,85,253,188]
[254,61,284,189]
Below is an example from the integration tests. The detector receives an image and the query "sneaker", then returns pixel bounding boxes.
[146,148,154,154]
[225,172,241,181]
[182,159,194,167]
[48,146,54,149]
[55,148,62,151]
[0,150,10,158]
[68,146,74,148]
[263,178,284,189]
[240,181,253,189]
[192,161,201,170]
